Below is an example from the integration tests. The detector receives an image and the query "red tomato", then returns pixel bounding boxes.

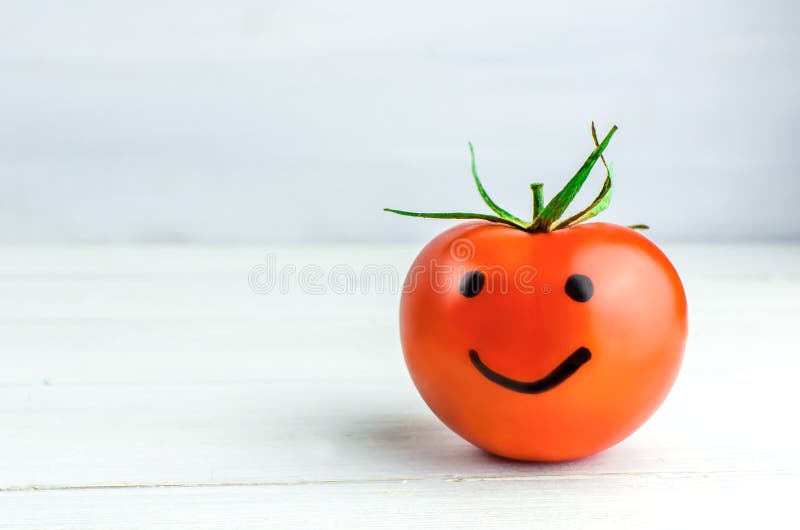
[400,220,687,461]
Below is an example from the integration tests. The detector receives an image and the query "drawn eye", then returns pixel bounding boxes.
[565,274,594,302]
[459,270,486,298]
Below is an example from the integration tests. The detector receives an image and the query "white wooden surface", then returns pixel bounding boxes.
[0,243,798,528]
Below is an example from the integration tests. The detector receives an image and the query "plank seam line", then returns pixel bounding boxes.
[1,469,796,493]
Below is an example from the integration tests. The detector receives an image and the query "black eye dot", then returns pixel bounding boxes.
[459,270,486,298]
[565,274,594,302]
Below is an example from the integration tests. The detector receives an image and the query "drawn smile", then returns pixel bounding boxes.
[469,347,592,394]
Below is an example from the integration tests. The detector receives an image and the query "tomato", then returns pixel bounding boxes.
[387,123,687,461]
[399,221,687,461]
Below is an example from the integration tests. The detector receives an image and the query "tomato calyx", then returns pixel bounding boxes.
[384,122,648,233]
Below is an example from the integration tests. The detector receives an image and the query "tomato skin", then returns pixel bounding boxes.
[400,221,687,461]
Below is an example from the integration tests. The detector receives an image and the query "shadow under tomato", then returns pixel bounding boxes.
[337,412,595,474]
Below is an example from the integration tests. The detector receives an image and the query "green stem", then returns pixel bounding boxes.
[383,208,526,229]
[383,123,648,233]
[531,125,617,231]
[468,143,525,224]
[555,121,613,229]
[530,183,543,222]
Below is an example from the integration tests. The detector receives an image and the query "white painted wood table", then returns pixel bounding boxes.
[0,243,798,529]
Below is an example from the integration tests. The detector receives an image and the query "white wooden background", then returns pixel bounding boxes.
[1,0,798,243]
[0,243,798,528]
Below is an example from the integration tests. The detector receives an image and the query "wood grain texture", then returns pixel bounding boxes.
[0,243,798,528]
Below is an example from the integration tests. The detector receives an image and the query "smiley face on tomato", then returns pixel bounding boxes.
[399,221,687,461]
[387,123,688,461]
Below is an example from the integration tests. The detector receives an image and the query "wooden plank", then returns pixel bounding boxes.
[0,373,797,489]
[0,313,796,385]
[0,472,796,530]
[0,243,797,527]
